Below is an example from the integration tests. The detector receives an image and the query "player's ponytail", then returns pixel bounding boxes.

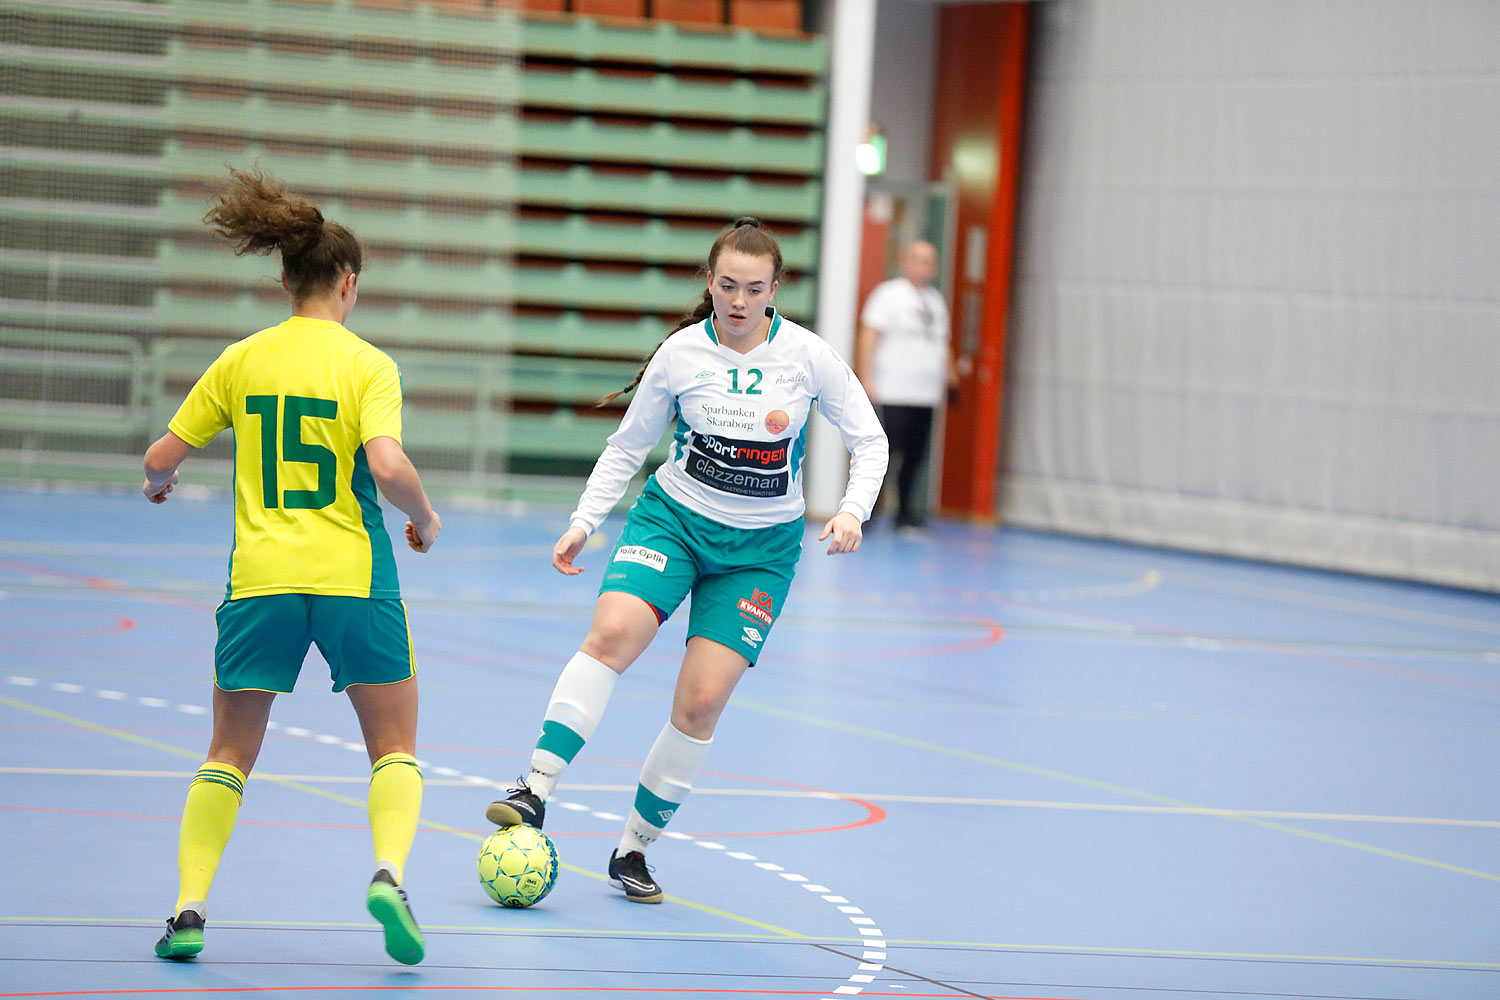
[203,167,362,304]
[596,217,784,407]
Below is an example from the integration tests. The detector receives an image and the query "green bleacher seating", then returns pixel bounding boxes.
[520,15,825,75]
[521,67,824,125]
[1,0,821,496]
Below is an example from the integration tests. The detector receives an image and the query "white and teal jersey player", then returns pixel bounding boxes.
[485,218,889,904]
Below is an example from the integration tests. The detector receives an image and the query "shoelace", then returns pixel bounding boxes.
[620,853,655,879]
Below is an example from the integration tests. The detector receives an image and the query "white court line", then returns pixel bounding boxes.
[5,673,890,993]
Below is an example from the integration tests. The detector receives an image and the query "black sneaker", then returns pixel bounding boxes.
[607,849,663,904]
[153,909,204,960]
[485,780,545,830]
[366,870,424,965]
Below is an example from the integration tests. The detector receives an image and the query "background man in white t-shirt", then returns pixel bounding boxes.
[856,241,954,530]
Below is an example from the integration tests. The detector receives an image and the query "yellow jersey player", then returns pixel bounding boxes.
[142,168,439,965]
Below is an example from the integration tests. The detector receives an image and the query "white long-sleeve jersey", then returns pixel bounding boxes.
[570,310,890,534]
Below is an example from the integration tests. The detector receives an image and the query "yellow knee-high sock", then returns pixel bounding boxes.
[173,762,246,917]
[369,753,422,883]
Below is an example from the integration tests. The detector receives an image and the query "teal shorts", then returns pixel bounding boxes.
[213,594,416,693]
[600,478,803,665]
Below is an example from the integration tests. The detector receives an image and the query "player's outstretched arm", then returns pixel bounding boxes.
[818,511,863,555]
[364,436,440,552]
[142,431,193,504]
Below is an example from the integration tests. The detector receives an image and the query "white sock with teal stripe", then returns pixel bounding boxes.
[619,722,712,855]
[526,651,619,800]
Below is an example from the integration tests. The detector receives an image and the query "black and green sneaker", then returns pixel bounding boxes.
[485,779,545,830]
[154,909,204,960]
[607,849,663,904]
[366,870,424,965]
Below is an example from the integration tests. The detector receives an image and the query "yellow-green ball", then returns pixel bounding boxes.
[478,825,559,908]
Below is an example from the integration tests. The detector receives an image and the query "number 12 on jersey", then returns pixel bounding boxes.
[245,395,339,510]
[728,368,763,394]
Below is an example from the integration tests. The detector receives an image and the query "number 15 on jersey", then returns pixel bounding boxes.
[245,394,339,510]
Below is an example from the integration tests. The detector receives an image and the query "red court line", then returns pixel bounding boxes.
[0,797,880,842]
[3,616,136,641]
[556,804,887,840]
[238,746,892,839]
[1008,595,1500,695]
[0,989,1093,999]
[0,726,208,736]
[777,618,1005,664]
[0,557,209,613]
[683,769,889,839]
[0,804,367,832]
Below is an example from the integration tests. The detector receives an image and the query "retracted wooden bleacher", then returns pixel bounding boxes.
[0,0,824,498]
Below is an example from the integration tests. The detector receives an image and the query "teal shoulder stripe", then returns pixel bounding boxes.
[766,309,782,343]
[704,315,719,345]
[790,406,812,483]
[672,410,691,462]
[225,429,239,600]
[352,444,401,599]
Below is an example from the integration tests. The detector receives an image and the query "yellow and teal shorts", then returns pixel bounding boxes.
[213,594,416,693]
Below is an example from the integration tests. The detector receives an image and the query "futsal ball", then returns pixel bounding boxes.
[478,825,559,908]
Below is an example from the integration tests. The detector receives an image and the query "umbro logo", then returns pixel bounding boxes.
[695,370,715,379]
[741,626,763,646]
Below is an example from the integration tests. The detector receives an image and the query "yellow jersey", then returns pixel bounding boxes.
[169,316,405,601]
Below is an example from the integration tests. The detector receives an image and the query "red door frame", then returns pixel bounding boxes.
[930,2,1029,521]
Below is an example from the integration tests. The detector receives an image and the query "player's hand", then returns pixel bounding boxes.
[143,471,178,504]
[819,511,863,555]
[553,526,588,575]
[405,511,440,552]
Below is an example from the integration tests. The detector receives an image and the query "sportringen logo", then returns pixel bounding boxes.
[694,433,789,470]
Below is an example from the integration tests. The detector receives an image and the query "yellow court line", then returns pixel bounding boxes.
[1,915,1493,970]
[8,767,1500,830]
[874,938,1500,969]
[732,698,1500,884]
[0,914,808,940]
[0,695,807,940]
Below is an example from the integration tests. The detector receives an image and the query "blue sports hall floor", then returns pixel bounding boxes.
[2,485,1498,1000]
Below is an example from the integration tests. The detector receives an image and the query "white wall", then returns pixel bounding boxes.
[869,0,938,189]
[1001,0,1500,590]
